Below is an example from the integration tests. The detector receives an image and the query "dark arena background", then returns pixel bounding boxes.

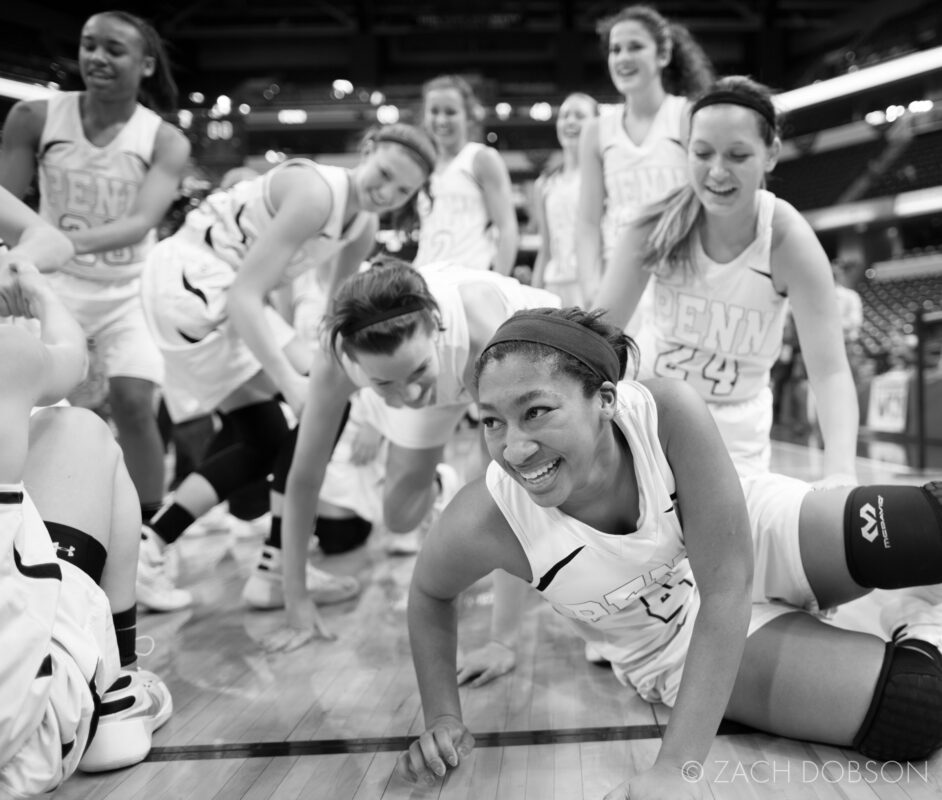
[2,2,942,798]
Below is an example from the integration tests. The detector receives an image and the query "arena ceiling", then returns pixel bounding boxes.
[1,0,937,104]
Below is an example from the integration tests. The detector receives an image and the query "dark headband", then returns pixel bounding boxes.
[343,299,428,335]
[482,313,621,384]
[691,91,776,130]
[371,130,435,175]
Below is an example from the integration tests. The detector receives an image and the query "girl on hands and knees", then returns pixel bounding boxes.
[271,258,560,650]
[396,307,942,799]
[137,124,435,618]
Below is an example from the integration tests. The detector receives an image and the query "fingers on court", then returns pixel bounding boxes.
[262,628,315,653]
[455,665,480,686]
[468,671,495,688]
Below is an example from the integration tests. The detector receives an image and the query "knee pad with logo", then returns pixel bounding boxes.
[844,483,942,589]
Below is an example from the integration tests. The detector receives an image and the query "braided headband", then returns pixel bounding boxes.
[482,312,620,384]
[371,131,435,175]
[691,90,776,130]
[343,299,428,335]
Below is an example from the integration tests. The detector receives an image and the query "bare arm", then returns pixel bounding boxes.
[281,349,356,622]
[227,169,333,413]
[325,215,378,297]
[595,220,653,324]
[0,100,44,201]
[529,176,550,289]
[454,567,529,688]
[645,379,753,777]
[0,185,74,272]
[397,481,526,784]
[0,263,86,404]
[773,201,859,481]
[575,117,605,302]
[66,123,191,255]
[474,147,519,276]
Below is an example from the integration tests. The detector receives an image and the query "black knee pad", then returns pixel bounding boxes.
[844,482,942,589]
[315,515,372,555]
[45,522,107,584]
[270,426,299,495]
[228,479,270,521]
[198,401,292,498]
[198,442,269,499]
[854,638,942,761]
[222,400,290,464]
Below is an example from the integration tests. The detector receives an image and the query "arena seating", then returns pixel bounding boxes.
[860,127,942,199]
[857,253,942,358]
[771,138,886,211]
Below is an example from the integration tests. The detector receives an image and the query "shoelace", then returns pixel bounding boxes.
[136,635,156,658]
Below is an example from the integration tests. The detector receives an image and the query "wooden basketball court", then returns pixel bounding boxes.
[48,432,942,799]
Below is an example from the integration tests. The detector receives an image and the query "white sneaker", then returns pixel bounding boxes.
[241,544,361,609]
[228,512,271,541]
[584,641,610,666]
[383,527,424,556]
[880,593,942,652]
[79,668,173,773]
[184,503,231,537]
[137,527,193,613]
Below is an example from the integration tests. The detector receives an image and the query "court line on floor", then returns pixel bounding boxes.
[145,721,753,762]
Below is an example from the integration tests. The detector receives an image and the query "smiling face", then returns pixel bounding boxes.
[607,20,668,97]
[688,104,780,217]
[353,142,429,213]
[478,354,615,511]
[556,95,596,150]
[352,327,441,409]
[423,87,469,151]
[79,14,154,99]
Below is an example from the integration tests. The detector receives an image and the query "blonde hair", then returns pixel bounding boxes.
[637,75,783,281]
[637,185,702,280]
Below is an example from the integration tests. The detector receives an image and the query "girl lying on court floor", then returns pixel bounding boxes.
[396,307,942,800]
[1,191,173,794]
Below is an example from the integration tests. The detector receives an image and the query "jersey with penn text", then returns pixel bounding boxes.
[37,92,161,281]
[485,380,697,692]
[643,189,786,404]
[598,94,688,262]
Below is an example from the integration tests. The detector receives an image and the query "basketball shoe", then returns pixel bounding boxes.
[136,527,193,612]
[881,593,942,652]
[241,545,361,609]
[79,668,173,773]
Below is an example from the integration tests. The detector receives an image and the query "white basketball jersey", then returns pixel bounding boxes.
[182,159,372,284]
[485,380,697,691]
[598,94,688,261]
[540,168,580,286]
[37,92,162,280]
[644,190,786,404]
[414,143,496,270]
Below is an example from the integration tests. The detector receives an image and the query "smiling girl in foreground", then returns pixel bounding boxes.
[396,306,942,799]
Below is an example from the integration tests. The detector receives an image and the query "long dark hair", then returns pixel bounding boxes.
[92,11,179,112]
[325,256,442,360]
[597,5,714,98]
[475,307,638,396]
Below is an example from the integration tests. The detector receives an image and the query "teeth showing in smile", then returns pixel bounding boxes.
[518,458,560,483]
